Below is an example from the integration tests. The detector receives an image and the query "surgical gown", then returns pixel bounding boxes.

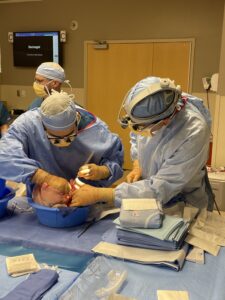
[0,107,124,187]
[0,101,10,125]
[115,94,212,209]
[28,97,43,110]
[0,101,10,138]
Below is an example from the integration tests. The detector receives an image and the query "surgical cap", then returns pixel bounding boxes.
[125,77,181,124]
[36,62,65,83]
[40,91,76,131]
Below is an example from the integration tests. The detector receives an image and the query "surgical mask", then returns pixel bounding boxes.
[46,130,77,148]
[33,81,52,98]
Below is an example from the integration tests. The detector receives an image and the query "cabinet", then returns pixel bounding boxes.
[208,172,225,211]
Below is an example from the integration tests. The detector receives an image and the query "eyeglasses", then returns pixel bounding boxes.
[46,130,77,147]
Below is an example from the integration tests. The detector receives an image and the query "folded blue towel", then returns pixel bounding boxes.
[119,198,163,229]
[1,269,59,300]
[114,215,185,241]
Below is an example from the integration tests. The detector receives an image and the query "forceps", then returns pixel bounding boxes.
[83,151,94,167]
[71,151,94,190]
[75,151,95,237]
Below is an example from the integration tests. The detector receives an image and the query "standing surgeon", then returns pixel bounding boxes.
[71,76,214,211]
[0,100,10,138]
[28,62,71,110]
[0,91,124,207]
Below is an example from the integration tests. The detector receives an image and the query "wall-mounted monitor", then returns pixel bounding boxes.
[13,31,62,67]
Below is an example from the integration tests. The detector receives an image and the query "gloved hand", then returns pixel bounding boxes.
[126,160,142,183]
[32,169,70,194]
[70,184,114,207]
[32,183,71,207]
[77,164,110,181]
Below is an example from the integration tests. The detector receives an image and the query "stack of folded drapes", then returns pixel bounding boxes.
[93,200,196,271]
[114,215,189,251]
[114,198,189,251]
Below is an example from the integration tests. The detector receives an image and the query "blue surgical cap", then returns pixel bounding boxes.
[36,62,65,83]
[40,91,76,131]
[125,77,181,124]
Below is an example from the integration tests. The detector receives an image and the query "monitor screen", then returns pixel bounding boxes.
[13,31,62,67]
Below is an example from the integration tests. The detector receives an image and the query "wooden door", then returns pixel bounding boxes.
[152,42,192,92]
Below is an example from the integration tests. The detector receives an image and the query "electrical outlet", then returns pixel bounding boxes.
[202,77,211,90]
[21,90,26,97]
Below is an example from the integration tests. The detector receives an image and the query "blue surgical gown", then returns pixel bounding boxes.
[0,107,124,187]
[27,97,43,110]
[0,101,10,138]
[0,101,10,125]
[115,94,212,209]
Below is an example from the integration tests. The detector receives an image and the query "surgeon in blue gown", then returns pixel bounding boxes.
[0,91,124,206]
[71,76,214,211]
[0,100,10,138]
[28,61,72,110]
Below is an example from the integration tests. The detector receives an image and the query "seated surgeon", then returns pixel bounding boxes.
[28,62,71,110]
[0,100,10,138]
[71,76,214,211]
[0,91,124,207]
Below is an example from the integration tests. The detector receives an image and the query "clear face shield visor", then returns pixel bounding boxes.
[118,78,181,135]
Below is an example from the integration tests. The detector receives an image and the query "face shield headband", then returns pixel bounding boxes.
[118,78,181,130]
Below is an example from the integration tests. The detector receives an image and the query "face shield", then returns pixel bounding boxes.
[118,78,182,136]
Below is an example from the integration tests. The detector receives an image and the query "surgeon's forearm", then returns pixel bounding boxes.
[99,165,111,179]
[133,159,140,170]
[97,188,115,205]
[32,169,70,194]
[70,185,115,207]
[97,162,123,187]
